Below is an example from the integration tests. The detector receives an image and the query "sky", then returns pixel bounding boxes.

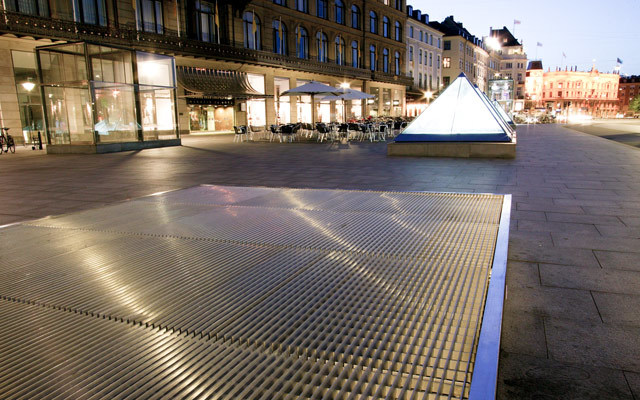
[412,0,640,76]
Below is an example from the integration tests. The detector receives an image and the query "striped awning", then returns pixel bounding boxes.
[176,66,271,99]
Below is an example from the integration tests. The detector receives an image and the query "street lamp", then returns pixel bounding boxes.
[424,91,433,105]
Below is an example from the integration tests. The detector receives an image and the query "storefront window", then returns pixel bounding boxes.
[274,77,290,124]
[37,43,178,146]
[368,86,379,117]
[383,88,391,116]
[12,51,44,144]
[246,73,266,127]
[189,103,234,133]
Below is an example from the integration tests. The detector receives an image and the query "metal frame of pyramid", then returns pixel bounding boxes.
[395,73,514,142]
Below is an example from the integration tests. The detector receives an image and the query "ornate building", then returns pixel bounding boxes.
[525,62,620,119]
[618,75,640,116]
[0,0,411,151]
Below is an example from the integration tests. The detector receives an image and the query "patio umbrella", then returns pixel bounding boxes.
[280,81,341,126]
[320,88,374,122]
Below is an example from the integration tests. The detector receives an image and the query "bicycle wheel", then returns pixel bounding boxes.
[9,144,15,153]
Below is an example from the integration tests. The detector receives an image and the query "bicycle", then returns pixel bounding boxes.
[0,127,16,154]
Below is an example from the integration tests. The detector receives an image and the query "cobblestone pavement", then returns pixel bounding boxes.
[1,124,639,399]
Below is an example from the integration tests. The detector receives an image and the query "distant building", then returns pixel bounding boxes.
[525,63,620,118]
[618,75,640,115]
[429,16,489,92]
[488,27,527,111]
[405,6,443,116]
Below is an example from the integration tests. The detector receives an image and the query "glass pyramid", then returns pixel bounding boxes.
[492,100,516,128]
[395,73,514,142]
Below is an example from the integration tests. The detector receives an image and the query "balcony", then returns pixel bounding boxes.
[0,11,407,84]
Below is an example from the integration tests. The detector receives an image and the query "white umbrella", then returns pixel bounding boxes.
[280,81,341,126]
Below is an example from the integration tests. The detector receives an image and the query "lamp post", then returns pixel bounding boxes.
[21,78,36,145]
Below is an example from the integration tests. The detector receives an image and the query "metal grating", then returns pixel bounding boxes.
[0,185,508,399]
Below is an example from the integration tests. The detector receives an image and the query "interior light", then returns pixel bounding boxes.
[21,79,36,92]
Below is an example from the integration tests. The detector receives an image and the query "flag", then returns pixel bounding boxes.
[617,57,623,64]
[214,1,219,28]
[252,10,257,37]
[278,17,283,49]
[537,42,543,47]
[513,19,521,25]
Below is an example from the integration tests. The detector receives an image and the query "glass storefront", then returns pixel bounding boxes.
[296,79,312,123]
[188,103,234,133]
[36,42,178,147]
[367,87,379,117]
[12,50,44,144]
[246,73,266,127]
[274,77,290,124]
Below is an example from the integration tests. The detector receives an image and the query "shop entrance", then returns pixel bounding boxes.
[188,103,234,134]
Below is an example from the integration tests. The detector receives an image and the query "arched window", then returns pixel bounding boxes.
[351,40,359,68]
[296,26,309,58]
[243,11,261,50]
[394,51,400,75]
[369,10,377,34]
[382,48,389,73]
[316,31,328,62]
[351,5,360,29]
[394,21,401,41]
[272,20,287,55]
[316,0,327,18]
[296,0,308,13]
[334,0,344,24]
[369,44,376,71]
[335,36,345,65]
[382,16,389,38]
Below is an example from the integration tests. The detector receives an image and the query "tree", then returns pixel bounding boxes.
[630,95,640,114]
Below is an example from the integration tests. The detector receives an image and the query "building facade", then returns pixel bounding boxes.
[404,6,442,116]
[429,16,488,92]
[618,75,640,115]
[525,63,620,119]
[488,26,527,112]
[0,0,411,149]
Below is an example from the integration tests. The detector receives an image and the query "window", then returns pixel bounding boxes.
[369,44,376,71]
[296,0,308,13]
[394,0,401,11]
[335,0,344,24]
[517,73,522,82]
[429,75,432,89]
[437,38,441,48]
[80,0,108,26]
[428,52,432,67]
[369,11,377,34]
[382,16,389,38]
[243,11,261,50]
[272,20,287,55]
[351,5,360,29]
[4,0,49,16]
[296,26,308,58]
[443,40,450,50]
[419,30,423,41]
[459,42,463,52]
[351,40,359,68]
[418,73,422,88]
[437,55,440,69]
[394,21,401,41]
[394,51,400,75]
[195,1,219,43]
[274,0,285,5]
[316,31,328,62]
[317,0,327,19]
[335,36,345,65]
[409,46,413,62]
[430,35,433,45]
[409,26,413,38]
[506,62,513,69]
[138,0,162,32]
[443,57,450,68]
[418,49,422,64]
[382,48,389,73]
[443,76,450,86]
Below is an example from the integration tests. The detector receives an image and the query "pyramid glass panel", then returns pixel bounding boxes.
[396,74,513,142]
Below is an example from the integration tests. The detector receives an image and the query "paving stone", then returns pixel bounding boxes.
[553,233,640,253]
[498,352,633,400]
[509,240,601,268]
[544,317,640,372]
[506,261,540,289]
[518,220,600,235]
[591,292,640,327]
[511,210,546,221]
[594,250,640,271]
[625,371,640,400]
[595,224,640,238]
[540,263,640,294]
[546,212,624,226]
[505,286,601,322]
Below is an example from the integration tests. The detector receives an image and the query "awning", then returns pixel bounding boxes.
[176,66,271,100]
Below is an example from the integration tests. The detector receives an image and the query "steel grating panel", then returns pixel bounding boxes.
[0,185,509,399]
